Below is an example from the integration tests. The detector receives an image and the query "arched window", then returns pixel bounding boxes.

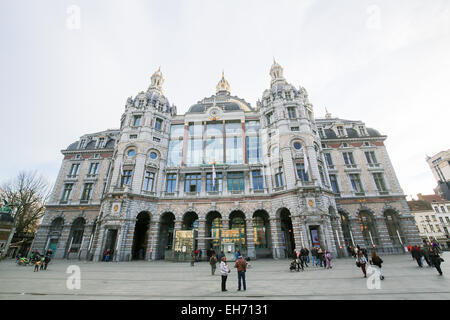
[384,210,404,245]
[358,211,378,246]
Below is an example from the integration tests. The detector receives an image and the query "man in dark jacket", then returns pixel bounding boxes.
[430,248,443,275]
[234,256,248,291]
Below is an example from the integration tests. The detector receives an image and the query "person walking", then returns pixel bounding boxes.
[234,255,248,291]
[191,250,196,267]
[412,245,423,267]
[370,251,384,280]
[317,248,324,267]
[325,250,332,269]
[304,247,310,265]
[300,248,309,268]
[430,247,444,276]
[199,249,203,261]
[294,249,303,271]
[422,244,432,267]
[311,247,318,267]
[220,257,231,291]
[209,253,218,275]
[356,251,368,278]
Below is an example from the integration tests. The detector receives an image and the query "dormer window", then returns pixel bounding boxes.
[358,126,366,136]
[98,137,105,148]
[79,139,86,149]
[337,126,345,136]
[138,100,144,107]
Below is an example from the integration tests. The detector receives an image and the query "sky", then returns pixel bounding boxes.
[0,0,449,199]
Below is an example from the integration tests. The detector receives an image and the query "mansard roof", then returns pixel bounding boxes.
[187,94,254,114]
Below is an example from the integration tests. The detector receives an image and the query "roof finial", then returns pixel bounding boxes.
[216,70,230,95]
[325,107,332,119]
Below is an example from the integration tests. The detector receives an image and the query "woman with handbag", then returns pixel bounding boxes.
[356,251,368,278]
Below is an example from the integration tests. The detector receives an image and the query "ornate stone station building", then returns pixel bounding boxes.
[33,62,421,261]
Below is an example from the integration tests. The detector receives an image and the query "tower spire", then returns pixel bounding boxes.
[216,70,230,95]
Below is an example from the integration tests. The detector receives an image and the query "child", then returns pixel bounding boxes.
[34,259,41,272]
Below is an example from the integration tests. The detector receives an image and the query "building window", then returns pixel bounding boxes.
[185,174,201,192]
[329,174,340,194]
[287,107,297,119]
[153,137,161,143]
[434,206,439,213]
[166,174,177,193]
[143,171,155,192]
[373,173,387,193]
[245,121,260,133]
[206,137,224,164]
[167,140,183,167]
[318,164,326,185]
[130,134,137,139]
[155,118,163,131]
[337,126,345,136]
[296,163,308,181]
[318,128,325,138]
[149,151,158,160]
[81,183,93,201]
[253,216,268,248]
[365,151,378,165]
[266,112,274,125]
[61,183,73,203]
[293,142,302,150]
[206,172,222,192]
[121,170,133,187]
[342,152,355,166]
[186,139,203,166]
[227,172,244,191]
[225,121,242,135]
[445,217,450,224]
[252,170,264,190]
[324,153,333,168]
[290,127,299,131]
[349,174,364,194]
[88,163,99,175]
[68,163,80,177]
[79,139,86,149]
[274,167,285,188]
[363,141,371,147]
[133,115,142,126]
[127,149,136,157]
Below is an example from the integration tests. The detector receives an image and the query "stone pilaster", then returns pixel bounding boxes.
[245,218,255,259]
[269,218,284,258]
[197,218,206,257]
[149,221,160,260]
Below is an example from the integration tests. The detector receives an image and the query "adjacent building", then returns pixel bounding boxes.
[427,150,450,201]
[32,62,422,261]
[408,193,450,249]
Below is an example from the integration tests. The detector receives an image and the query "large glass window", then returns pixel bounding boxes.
[287,107,297,119]
[167,140,183,167]
[88,163,99,175]
[155,118,163,130]
[252,170,263,190]
[68,163,80,177]
[225,121,242,135]
[186,139,203,166]
[205,137,224,164]
[170,124,185,138]
[166,174,177,193]
[342,152,355,166]
[133,115,142,126]
[185,174,201,192]
[246,136,262,164]
[206,122,223,136]
[226,136,243,164]
[245,121,260,133]
[365,151,378,165]
[188,122,203,137]
[227,172,244,191]
[206,172,222,192]
[324,153,333,167]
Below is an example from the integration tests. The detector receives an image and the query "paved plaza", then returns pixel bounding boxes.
[0,253,449,300]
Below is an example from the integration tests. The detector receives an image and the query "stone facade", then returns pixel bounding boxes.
[33,62,422,261]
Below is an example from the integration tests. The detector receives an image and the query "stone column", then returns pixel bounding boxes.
[93,224,106,262]
[57,225,72,259]
[291,215,304,250]
[375,216,394,254]
[122,221,134,261]
[269,218,284,259]
[197,218,206,259]
[149,221,160,260]
[131,153,146,193]
[246,218,255,259]
[281,147,296,189]
[78,224,93,260]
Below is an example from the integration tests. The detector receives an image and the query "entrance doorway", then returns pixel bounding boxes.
[309,226,321,248]
[132,212,150,260]
[103,229,118,261]
[279,208,295,258]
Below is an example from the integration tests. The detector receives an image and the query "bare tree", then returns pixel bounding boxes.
[1,171,51,235]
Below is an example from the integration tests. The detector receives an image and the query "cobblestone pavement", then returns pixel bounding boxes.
[0,252,449,300]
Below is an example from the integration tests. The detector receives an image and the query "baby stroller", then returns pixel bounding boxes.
[289,260,297,271]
